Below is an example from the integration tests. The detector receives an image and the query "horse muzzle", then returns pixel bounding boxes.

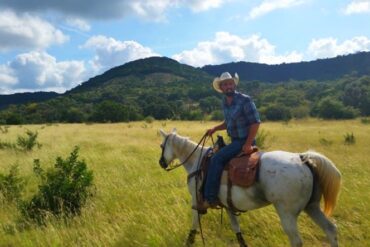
[159,157,168,169]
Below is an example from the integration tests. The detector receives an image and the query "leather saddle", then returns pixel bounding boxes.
[191,147,261,213]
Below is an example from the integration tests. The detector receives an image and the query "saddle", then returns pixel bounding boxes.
[226,149,261,188]
[189,144,262,214]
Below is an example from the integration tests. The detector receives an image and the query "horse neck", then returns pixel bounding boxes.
[172,135,208,174]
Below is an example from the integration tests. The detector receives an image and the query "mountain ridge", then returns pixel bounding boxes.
[202,51,370,82]
[0,52,369,123]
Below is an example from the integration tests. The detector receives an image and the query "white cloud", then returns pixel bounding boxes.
[0,51,87,93]
[248,0,306,19]
[172,32,303,66]
[343,0,370,15]
[0,65,18,85]
[0,10,68,52]
[65,17,91,31]
[82,35,159,72]
[308,36,370,59]
[183,0,225,12]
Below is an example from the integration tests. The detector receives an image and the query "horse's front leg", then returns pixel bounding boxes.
[226,209,248,247]
[186,209,202,246]
[186,178,203,246]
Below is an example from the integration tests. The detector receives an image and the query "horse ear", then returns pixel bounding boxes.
[172,128,177,134]
[159,129,167,137]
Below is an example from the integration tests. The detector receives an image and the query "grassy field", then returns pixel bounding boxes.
[0,119,369,247]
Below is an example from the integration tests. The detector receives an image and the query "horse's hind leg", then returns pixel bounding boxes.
[305,203,338,247]
[226,210,248,247]
[274,203,303,247]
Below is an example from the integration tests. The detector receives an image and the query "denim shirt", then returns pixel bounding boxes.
[223,91,261,139]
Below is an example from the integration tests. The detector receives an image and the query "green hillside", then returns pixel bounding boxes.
[0,55,370,124]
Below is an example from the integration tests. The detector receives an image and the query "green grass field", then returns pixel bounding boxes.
[0,119,369,246]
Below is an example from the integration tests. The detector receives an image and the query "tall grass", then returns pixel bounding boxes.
[0,119,369,246]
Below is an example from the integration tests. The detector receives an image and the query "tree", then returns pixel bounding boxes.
[316,97,359,119]
[262,103,292,121]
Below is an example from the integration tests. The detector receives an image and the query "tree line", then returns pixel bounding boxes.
[0,74,369,124]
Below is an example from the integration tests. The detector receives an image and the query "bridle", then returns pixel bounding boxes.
[159,132,211,172]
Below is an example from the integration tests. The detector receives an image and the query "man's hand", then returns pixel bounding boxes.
[242,144,255,155]
[206,127,216,136]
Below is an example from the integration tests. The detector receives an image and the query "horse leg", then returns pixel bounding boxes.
[186,209,202,246]
[305,203,338,247]
[226,209,248,247]
[274,204,303,247]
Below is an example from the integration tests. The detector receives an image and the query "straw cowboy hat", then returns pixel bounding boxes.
[212,72,239,93]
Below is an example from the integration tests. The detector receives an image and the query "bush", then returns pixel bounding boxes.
[0,165,25,202]
[361,118,370,124]
[256,129,270,149]
[262,104,292,121]
[316,97,359,119]
[210,110,224,121]
[20,147,94,223]
[0,140,16,149]
[0,126,9,134]
[144,116,155,123]
[344,132,356,145]
[319,138,333,146]
[17,130,41,151]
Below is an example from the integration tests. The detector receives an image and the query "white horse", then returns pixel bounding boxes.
[159,129,341,247]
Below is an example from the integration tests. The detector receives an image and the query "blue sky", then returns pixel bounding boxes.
[0,0,370,94]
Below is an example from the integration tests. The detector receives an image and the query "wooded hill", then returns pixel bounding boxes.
[0,53,370,124]
[203,51,370,82]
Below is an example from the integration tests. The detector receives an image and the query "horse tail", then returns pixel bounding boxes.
[300,151,342,216]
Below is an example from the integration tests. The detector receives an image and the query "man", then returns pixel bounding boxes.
[195,72,261,211]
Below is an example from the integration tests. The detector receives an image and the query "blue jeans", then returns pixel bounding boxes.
[203,138,246,204]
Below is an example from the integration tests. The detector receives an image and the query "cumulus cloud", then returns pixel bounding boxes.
[82,35,159,72]
[0,51,87,93]
[0,10,68,52]
[248,0,306,19]
[172,32,303,66]
[307,36,370,59]
[343,0,370,15]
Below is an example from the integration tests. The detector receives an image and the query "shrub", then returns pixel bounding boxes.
[144,116,155,123]
[256,129,270,149]
[0,165,25,202]
[0,140,16,149]
[16,130,41,151]
[0,126,9,134]
[319,138,333,146]
[20,147,94,223]
[210,110,224,121]
[361,118,370,124]
[344,132,356,145]
[262,104,292,121]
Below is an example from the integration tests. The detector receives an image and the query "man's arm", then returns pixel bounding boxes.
[207,121,227,136]
[242,122,260,154]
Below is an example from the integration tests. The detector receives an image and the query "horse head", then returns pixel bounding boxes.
[159,129,177,170]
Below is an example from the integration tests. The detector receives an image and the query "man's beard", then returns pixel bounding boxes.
[224,91,235,97]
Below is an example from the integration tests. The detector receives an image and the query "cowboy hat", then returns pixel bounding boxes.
[212,72,239,93]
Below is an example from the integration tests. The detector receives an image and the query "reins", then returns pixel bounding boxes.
[161,132,215,246]
[161,132,216,246]
[162,132,212,172]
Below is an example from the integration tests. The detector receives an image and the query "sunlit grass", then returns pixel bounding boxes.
[0,119,369,246]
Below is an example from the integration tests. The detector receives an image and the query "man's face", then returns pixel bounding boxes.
[220,79,236,96]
